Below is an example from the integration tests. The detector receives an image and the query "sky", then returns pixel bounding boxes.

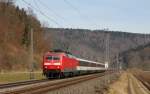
[15,0,150,34]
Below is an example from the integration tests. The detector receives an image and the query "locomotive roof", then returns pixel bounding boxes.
[49,49,72,54]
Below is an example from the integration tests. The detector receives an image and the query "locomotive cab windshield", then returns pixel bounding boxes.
[45,56,60,61]
[43,53,62,67]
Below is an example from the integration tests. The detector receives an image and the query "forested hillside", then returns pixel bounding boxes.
[44,28,150,64]
[121,43,150,70]
[0,1,48,71]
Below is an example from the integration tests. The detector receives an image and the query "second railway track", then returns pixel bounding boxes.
[128,73,150,94]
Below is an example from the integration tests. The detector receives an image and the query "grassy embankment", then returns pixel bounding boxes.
[0,71,45,84]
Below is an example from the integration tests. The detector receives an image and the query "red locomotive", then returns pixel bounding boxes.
[43,50,107,78]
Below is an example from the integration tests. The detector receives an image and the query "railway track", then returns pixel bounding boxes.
[0,79,48,89]
[134,75,150,91]
[128,73,150,94]
[0,73,105,94]
[139,80,150,92]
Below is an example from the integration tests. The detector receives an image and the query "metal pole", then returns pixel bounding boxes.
[30,28,34,79]
[105,33,110,85]
[116,54,119,73]
[105,33,110,68]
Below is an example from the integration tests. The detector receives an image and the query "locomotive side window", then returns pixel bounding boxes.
[53,56,60,60]
[46,56,52,60]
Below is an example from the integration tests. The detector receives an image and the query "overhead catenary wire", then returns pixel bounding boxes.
[33,0,57,20]
[37,0,65,20]
[63,0,88,21]
[36,0,73,27]
[22,0,62,27]
[63,0,81,15]
[63,0,98,28]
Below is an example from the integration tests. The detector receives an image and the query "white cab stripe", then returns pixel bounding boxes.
[53,63,61,65]
[44,63,61,65]
[44,63,51,65]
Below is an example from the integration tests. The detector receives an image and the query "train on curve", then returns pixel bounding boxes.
[43,50,108,78]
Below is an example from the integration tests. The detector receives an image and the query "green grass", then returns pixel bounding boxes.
[0,72,46,84]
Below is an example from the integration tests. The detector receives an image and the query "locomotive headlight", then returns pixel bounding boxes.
[45,66,47,69]
[57,66,60,68]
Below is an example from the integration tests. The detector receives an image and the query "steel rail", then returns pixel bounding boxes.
[128,73,150,94]
[134,74,150,91]
[0,79,48,89]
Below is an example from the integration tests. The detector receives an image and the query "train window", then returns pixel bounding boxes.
[91,63,96,67]
[53,56,60,60]
[46,56,52,60]
[97,64,104,67]
[79,61,90,66]
[79,60,104,67]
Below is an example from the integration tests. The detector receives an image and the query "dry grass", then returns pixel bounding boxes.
[140,72,150,84]
[133,70,150,84]
[107,72,128,94]
[0,71,45,84]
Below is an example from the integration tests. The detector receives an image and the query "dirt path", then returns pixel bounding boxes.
[106,72,128,94]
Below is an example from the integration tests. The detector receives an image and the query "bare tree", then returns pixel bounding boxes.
[0,0,15,5]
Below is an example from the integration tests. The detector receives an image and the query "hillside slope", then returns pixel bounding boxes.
[0,1,48,71]
[121,43,150,70]
[44,28,150,63]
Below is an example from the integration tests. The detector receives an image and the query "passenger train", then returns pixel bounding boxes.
[43,50,108,78]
